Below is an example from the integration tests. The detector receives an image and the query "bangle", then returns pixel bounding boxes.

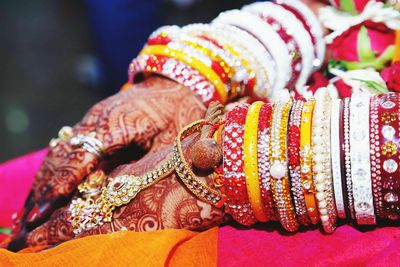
[139,45,228,103]
[130,54,219,105]
[343,97,356,219]
[312,89,336,233]
[330,99,346,219]
[242,2,314,92]
[223,104,257,225]
[244,101,269,222]
[371,93,400,220]
[276,0,325,69]
[270,101,299,232]
[173,120,227,208]
[258,103,277,221]
[300,99,319,224]
[182,23,272,98]
[213,9,291,96]
[288,100,310,225]
[349,93,376,225]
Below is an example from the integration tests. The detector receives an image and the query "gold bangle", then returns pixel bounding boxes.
[270,101,299,232]
[299,99,319,225]
[244,101,269,222]
[140,45,228,102]
[173,120,227,208]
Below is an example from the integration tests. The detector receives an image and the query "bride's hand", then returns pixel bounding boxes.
[11,76,207,240]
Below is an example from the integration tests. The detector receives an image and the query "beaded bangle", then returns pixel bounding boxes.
[288,100,310,225]
[223,104,257,225]
[183,23,273,97]
[300,99,319,225]
[138,45,228,102]
[349,93,376,225]
[130,54,219,105]
[257,103,277,221]
[242,2,314,92]
[244,101,269,222]
[276,0,325,69]
[213,9,291,96]
[270,101,299,232]
[330,99,346,219]
[343,97,356,219]
[371,93,400,220]
[312,89,336,233]
[173,120,227,207]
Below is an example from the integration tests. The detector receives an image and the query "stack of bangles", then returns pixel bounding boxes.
[128,0,324,105]
[70,90,400,235]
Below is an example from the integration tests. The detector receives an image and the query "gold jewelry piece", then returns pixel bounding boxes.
[173,120,227,208]
[49,126,74,148]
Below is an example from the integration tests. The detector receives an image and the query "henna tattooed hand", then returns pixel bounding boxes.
[19,135,227,249]
[11,76,207,243]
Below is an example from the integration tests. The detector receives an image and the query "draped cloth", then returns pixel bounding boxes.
[2,151,400,266]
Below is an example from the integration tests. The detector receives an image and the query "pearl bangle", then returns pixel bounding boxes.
[312,88,337,233]
[270,101,299,232]
[330,99,346,219]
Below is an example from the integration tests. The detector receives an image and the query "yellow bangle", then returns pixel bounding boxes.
[140,45,228,102]
[299,99,319,225]
[244,101,268,222]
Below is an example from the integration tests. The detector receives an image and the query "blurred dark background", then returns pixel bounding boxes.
[0,0,249,162]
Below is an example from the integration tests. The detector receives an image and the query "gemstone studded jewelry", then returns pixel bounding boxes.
[270,100,299,232]
[349,93,376,225]
[312,88,337,233]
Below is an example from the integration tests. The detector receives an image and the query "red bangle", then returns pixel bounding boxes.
[371,93,400,220]
[288,100,310,225]
[257,103,277,221]
[223,104,257,225]
[129,54,221,106]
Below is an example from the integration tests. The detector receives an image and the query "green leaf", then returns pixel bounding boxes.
[340,0,356,14]
[351,78,388,94]
[0,227,11,234]
[357,26,377,62]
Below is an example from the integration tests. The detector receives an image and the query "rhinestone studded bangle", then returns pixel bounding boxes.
[270,100,299,232]
[244,101,269,222]
[130,54,219,105]
[223,104,257,225]
[258,103,277,221]
[343,97,356,220]
[330,99,346,219]
[299,99,319,225]
[288,100,310,225]
[173,120,227,208]
[349,93,376,225]
[276,0,325,69]
[312,89,337,233]
[372,93,400,220]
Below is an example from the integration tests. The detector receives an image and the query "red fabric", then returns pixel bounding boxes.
[2,152,400,265]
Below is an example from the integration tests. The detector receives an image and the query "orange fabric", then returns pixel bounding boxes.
[0,228,218,267]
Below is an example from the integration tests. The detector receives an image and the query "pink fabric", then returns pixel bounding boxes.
[0,149,47,227]
[2,152,400,265]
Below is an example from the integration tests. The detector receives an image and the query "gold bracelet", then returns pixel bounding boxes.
[244,101,269,222]
[173,120,227,208]
[270,101,299,232]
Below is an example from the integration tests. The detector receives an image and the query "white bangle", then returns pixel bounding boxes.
[349,93,376,225]
[213,10,291,97]
[312,88,337,233]
[277,0,325,69]
[242,2,315,93]
[330,99,346,219]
